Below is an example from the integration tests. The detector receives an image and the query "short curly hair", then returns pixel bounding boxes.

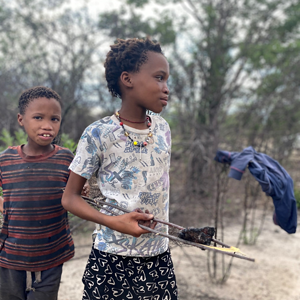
[18,86,62,115]
[104,37,163,98]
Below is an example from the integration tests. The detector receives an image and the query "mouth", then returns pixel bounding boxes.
[39,133,53,139]
[160,98,168,106]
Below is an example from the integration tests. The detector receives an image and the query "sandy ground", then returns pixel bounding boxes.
[58,211,300,300]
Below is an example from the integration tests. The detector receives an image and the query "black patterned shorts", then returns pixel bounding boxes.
[82,247,178,300]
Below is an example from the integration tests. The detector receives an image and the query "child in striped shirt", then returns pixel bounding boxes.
[0,86,89,300]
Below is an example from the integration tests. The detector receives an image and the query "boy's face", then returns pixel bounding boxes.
[129,51,170,114]
[17,97,61,149]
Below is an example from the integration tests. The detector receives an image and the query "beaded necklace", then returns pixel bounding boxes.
[115,111,153,148]
[118,115,147,124]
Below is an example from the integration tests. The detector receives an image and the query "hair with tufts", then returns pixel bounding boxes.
[18,86,62,115]
[104,37,163,98]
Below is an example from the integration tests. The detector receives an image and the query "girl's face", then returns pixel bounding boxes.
[17,97,62,151]
[129,51,170,113]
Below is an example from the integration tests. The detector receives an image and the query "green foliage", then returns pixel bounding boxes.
[98,6,176,45]
[60,133,77,153]
[0,187,2,197]
[294,188,300,209]
[241,228,259,245]
[0,129,27,152]
[0,129,77,153]
[226,198,232,204]
[126,0,149,7]
[0,129,14,149]
[14,129,28,145]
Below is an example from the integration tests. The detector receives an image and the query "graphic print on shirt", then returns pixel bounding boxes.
[70,115,171,257]
[139,192,160,206]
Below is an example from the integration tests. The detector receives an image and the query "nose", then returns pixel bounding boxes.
[163,83,169,95]
[41,120,53,130]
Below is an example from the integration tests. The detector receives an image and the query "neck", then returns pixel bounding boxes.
[118,106,147,120]
[118,107,148,129]
[22,143,54,156]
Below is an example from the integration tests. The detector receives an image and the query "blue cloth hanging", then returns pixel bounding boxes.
[214,146,297,234]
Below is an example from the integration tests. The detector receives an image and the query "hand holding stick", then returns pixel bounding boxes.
[82,195,255,262]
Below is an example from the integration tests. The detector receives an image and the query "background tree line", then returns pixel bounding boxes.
[1,0,300,294]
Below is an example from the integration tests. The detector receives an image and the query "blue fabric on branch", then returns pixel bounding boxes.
[214,146,297,234]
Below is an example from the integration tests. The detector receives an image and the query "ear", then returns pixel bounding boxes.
[120,71,133,88]
[17,113,24,127]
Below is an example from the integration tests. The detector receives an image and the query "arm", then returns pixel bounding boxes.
[62,171,155,237]
[0,196,3,214]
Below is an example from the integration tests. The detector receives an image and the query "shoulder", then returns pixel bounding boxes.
[152,115,171,130]
[55,145,73,154]
[0,146,20,158]
[0,147,21,171]
[81,116,117,137]
[152,115,169,125]
[54,145,74,160]
[88,115,117,129]
[152,115,171,147]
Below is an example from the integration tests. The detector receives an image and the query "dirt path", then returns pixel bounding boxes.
[58,212,300,300]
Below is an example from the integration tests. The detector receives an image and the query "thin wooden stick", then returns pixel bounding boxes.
[83,196,255,262]
[82,195,183,229]
[83,196,229,245]
[138,224,255,262]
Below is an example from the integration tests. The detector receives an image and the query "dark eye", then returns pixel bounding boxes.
[157,76,163,81]
[34,116,42,120]
[52,117,60,122]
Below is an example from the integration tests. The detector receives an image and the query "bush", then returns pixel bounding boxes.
[0,129,77,153]
[0,129,27,152]
[60,133,77,153]
[294,188,300,209]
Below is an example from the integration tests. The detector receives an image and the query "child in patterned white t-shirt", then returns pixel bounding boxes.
[62,37,178,300]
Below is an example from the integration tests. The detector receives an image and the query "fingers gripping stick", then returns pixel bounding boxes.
[81,195,255,262]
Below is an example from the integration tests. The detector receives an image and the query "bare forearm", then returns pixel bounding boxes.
[62,171,103,223]
[62,171,154,237]
[62,193,111,225]
[62,193,155,237]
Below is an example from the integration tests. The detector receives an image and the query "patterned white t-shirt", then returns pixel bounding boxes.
[70,114,171,257]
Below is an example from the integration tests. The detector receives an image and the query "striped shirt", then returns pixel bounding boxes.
[0,145,74,271]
